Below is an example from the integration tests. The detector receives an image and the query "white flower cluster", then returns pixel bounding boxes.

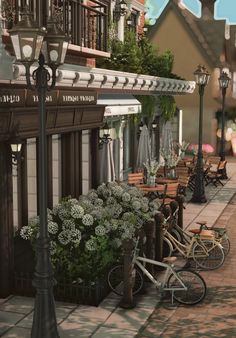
[71,205,84,219]
[82,214,94,226]
[20,226,34,240]
[20,182,160,261]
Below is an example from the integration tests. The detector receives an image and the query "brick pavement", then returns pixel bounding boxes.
[137,162,236,338]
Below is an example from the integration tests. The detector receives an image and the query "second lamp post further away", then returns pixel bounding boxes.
[218,71,231,179]
[191,65,210,204]
[9,8,69,338]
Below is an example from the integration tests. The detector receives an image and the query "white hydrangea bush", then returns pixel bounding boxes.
[19,182,160,281]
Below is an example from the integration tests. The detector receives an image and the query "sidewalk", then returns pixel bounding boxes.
[1,161,236,338]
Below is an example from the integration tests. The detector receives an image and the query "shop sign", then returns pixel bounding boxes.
[0,89,25,107]
[58,91,97,105]
[0,89,97,107]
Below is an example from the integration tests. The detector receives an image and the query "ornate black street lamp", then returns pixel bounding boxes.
[9,8,69,338]
[191,65,210,203]
[218,71,230,179]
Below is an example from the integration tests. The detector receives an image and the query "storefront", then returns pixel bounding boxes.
[98,94,141,181]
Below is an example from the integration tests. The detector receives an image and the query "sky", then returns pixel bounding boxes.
[146,0,236,24]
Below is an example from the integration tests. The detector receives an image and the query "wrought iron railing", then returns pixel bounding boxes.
[2,0,109,53]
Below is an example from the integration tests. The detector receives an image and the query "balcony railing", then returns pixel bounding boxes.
[2,0,109,53]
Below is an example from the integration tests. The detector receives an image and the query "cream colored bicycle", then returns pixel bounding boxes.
[163,220,225,270]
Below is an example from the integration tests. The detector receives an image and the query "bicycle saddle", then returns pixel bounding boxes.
[163,256,177,264]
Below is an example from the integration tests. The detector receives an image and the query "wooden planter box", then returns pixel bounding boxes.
[13,237,110,306]
[13,272,110,306]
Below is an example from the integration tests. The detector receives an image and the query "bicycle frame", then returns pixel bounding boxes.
[134,255,187,293]
[165,228,222,259]
[164,229,199,258]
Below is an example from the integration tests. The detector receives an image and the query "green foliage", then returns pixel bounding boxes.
[97,31,179,122]
[135,95,157,119]
[159,95,176,122]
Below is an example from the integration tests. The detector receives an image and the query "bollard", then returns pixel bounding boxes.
[176,195,185,230]
[144,220,155,276]
[154,212,165,264]
[119,239,136,309]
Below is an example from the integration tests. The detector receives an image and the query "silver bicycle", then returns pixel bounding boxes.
[108,237,207,305]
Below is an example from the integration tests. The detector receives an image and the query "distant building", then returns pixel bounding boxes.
[148,0,236,148]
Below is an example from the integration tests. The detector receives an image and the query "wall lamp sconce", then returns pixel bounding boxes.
[99,121,112,146]
[10,136,23,165]
[114,0,128,20]
[127,18,132,26]
[152,116,159,129]
[138,120,144,131]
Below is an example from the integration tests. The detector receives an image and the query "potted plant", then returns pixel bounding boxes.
[17,182,160,304]
[143,158,161,186]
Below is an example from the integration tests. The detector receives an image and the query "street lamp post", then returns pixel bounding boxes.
[218,71,231,179]
[191,65,210,203]
[9,9,69,338]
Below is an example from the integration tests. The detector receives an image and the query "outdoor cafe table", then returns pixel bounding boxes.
[156,178,178,184]
[136,183,166,196]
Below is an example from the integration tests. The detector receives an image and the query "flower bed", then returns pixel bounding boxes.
[16,182,160,304]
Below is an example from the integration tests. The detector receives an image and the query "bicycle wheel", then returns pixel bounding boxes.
[171,228,182,243]
[167,269,206,305]
[107,265,144,296]
[192,240,225,270]
[163,237,173,257]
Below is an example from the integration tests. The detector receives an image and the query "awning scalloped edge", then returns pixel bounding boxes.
[12,64,196,95]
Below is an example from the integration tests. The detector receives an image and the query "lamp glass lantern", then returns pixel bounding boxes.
[42,19,70,66]
[102,121,111,137]
[9,12,46,63]
[139,120,144,131]
[218,71,230,90]
[152,116,159,129]
[194,65,210,86]
[118,0,128,15]
[10,140,22,153]
[10,136,22,165]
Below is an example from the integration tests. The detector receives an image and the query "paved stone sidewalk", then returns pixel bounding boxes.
[1,161,236,338]
[137,162,236,338]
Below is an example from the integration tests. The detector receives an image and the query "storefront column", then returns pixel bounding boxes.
[91,128,100,188]
[117,119,126,181]
[0,142,14,297]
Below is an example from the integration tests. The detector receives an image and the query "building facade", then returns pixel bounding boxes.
[148,0,236,149]
[0,0,196,297]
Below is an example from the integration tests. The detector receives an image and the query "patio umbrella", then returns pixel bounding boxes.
[99,140,116,183]
[136,124,151,170]
[161,121,174,156]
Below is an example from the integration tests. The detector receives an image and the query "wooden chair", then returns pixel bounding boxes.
[205,160,227,187]
[155,182,179,206]
[175,166,189,177]
[128,172,144,185]
[178,175,190,195]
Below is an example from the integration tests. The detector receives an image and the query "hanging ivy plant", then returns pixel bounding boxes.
[159,95,176,122]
